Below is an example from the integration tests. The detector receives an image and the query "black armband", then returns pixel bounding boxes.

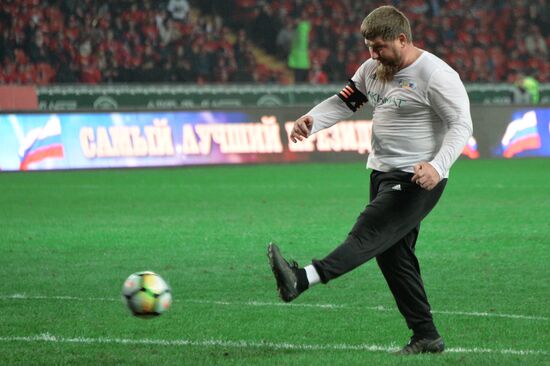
[336,79,368,112]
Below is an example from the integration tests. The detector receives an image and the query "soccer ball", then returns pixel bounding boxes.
[122,271,172,317]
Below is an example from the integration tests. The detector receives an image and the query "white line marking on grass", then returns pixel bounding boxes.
[431,309,550,321]
[2,294,549,321]
[3,294,115,302]
[0,333,548,357]
[186,299,550,322]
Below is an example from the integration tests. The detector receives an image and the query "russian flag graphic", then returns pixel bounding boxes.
[501,111,541,158]
[19,116,64,170]
[462,136,480,159]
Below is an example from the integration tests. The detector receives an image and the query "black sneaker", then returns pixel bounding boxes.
[395,336,445,355]
[267,243,302,302]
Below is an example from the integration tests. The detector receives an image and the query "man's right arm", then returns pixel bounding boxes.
[290,94,355,142]
[304,79,368,136]
[306,95,353,135]
[290,60,370,142]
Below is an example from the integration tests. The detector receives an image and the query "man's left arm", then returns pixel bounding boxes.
[413,68,472,190]
[426,68,473,179]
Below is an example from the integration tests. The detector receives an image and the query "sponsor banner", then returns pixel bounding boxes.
[2,106,549,172]
[0,110,374,171]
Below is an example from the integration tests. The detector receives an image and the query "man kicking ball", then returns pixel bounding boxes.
[268,5,472,355]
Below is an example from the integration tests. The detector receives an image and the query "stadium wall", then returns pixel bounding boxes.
[1,106,549,172]
[36,84,550,110]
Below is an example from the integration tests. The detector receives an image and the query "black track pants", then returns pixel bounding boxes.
[312,170,447,337]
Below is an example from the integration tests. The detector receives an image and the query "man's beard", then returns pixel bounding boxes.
[376,62,399,82]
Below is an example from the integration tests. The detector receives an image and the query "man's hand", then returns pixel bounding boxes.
[290,115,313,143]
[411,162,441,191]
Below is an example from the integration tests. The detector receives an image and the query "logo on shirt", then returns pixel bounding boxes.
[367,91,406,108]
[398,79,417,90]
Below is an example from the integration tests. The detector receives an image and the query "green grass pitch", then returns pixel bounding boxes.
[0,159,549,365]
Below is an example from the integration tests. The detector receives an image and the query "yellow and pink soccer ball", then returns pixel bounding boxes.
[122,271,172,317]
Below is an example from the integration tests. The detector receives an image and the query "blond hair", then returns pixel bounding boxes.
[360,6,412,42]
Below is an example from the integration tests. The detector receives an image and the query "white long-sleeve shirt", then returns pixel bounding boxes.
[307,50,473,178]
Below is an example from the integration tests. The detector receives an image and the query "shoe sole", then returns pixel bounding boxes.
[420,338,445,354]
[425,338,445,354]
[267,243,298,302]
[394,337,445,355]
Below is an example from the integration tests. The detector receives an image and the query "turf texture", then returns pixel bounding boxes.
[0,159,549,365]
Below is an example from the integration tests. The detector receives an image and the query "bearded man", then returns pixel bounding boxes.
[268,5,473,355]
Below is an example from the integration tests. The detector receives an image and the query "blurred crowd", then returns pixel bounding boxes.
[211,0,550,84]
[0,0,276,84]
[1,0,549,85]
